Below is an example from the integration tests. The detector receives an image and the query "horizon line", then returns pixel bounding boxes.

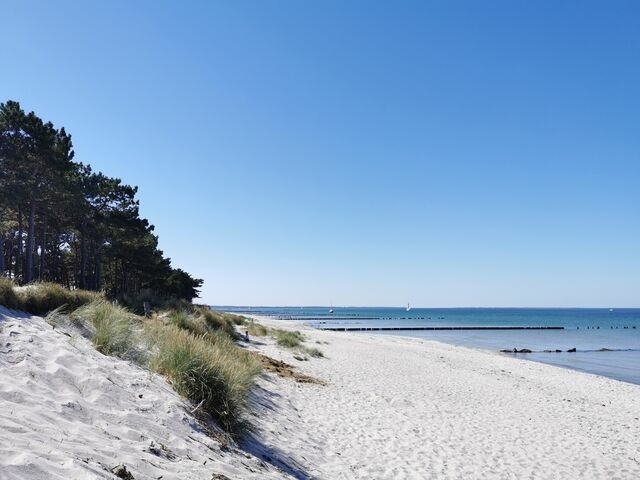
[208,305,639,310]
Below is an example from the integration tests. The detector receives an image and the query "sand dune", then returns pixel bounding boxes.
[0,307,290,480]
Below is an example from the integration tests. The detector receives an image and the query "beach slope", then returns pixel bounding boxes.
[0,307,291,480]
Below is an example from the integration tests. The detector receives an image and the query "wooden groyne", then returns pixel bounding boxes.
[274,316,443,321]
[316,325,565,332]
[278,316,380,321]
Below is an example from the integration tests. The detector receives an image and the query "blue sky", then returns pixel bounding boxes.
[2,1,639,306]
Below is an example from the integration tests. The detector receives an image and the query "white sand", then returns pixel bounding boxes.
[246,315,640,479]
[0,307,290,480]
[2,307,639,480]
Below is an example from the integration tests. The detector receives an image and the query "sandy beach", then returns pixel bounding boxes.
[246,315,640,479]
[2,308,639,479]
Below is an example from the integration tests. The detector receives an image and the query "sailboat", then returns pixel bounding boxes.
[406,302,411,312]
[329,303,334,314]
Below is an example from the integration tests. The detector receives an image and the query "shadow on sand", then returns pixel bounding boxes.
[239,380,312,480]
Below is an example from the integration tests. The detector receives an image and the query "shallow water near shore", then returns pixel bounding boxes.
[390,327,640,385]
[223,306,640,385]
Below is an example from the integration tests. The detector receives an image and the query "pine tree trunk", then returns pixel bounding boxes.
[95,252,102,291]
[72,236,78,287]
[88,240,95,290]
[80,221,87,289]
[52,233,60,283]
[0,208,5,275]
[25,198,36,283]
[0,232,5,275]
[16,204,23,280]
[7,235,13,279]
[39,215,47,280]
[113,258,119,297]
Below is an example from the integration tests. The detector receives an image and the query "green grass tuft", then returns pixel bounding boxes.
[20,282,100,315]
[268,327,325,358]
[0,278,22,310]
[0,279,99,314]
[73,300,139,358]
[147,323,261,434]
[167,309,209,337]
[273,329,305,348]
[246,321,268,337]
[226,313,247,326]
[301,346,324,358]
[196,308,237,338]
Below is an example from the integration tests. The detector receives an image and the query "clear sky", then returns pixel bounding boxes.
[2,1,639,307]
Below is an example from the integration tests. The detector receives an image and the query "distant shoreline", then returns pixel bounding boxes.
[230,306,640,385]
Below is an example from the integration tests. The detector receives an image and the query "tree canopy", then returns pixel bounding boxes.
[0,100,203,305]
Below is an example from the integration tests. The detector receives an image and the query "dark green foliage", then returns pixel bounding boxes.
[0,100,202,306]
[120,289,193,316]
[160,269,203,302]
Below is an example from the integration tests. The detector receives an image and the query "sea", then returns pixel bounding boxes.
[220,306,640,385]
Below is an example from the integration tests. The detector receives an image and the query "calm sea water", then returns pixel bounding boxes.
[221,306,640,385]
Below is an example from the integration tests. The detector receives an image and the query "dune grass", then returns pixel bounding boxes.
[273,329,305,348]
[0,279,99,315]
[245,321,268,337]
[267,326,325,358]
[146,322,261,433]
[1,281,262,435]
[71,302,262,434]
[21,283,100,315]
[167,309,208,336]
[301,346,324,358]
[225,312,248,326]
[73,302,262,434]
[288,345,324,360]
[162,306,241,340]
[73,300,140,358]
[196,307,238,338]
[0,278,22,310]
